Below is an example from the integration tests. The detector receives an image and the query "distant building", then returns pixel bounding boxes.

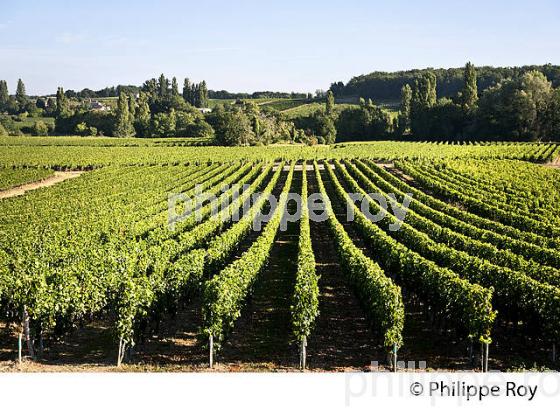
[89,100,111,112]
[197,107,212,114]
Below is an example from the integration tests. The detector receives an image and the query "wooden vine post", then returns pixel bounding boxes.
[481,342,489,373]
[299,336,307,370]
[17,332,22,366]
[117,337,126,367]
[209,334,214,369]
[392,344,398,372]
[23,307,34,359]
[37,324,44,358]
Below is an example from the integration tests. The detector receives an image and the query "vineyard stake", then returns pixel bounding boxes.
[117,339,121,367]
[17,332,22,366]
[39,335,44,357]
[480,342,483,372]
[481,342,489,373]
[117,338,125,367]
[38,326,44,358]
[486,343,490,372]
[484,343,487,372]
[392,344,397,372]
[300,337,307,370]
[23,307,34,359]
[209,334,214,369]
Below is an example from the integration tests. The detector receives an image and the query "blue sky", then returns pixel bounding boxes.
[1,0,559,95]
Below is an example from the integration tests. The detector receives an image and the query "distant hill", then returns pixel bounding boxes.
[330,64,560,102]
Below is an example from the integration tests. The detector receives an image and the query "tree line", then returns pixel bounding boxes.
[314,62,560,142]
[330,64,560,102]
[64,87,308,101]
[209,90,309,100]
[396,63,560,141]
[52,74,212,137]
[0,74,333,144]
[2,65,560,143]
[50,74,304,142]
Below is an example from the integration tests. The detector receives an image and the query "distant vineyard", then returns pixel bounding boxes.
[0,139,556,168]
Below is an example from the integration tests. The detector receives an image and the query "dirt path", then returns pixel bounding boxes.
[324,163,475,370]
[544,157,560,169]
[0,171,84,199]
[218,169,301,369]
[305,167,386,371]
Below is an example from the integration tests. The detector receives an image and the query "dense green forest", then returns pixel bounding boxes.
[330,65,560,102]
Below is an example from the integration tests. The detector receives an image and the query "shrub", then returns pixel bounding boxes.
[32,121,49,136]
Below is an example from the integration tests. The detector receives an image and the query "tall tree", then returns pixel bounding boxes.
[461,62,478,109]
[193,83,200,107]
[158,74,169,98]
[397,84,412,135]
[134,91,151,137]
[114,91,135,137]
[410,72,437,138]
[171,77,179,97]
[412,72,437,108]
[0,80,8,109]
[325,90,335,116]
[128,94,136,121]
[183,78,192,105]
[244,101,260,137]
[55,87,70,117]
[16,79,26,105]
[143,79,158,98]
[198,81,208,108]
[425,72,437,107]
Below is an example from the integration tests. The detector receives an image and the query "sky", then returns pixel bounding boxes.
[1,0,559,95]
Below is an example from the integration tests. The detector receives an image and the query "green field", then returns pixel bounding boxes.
[258,98,310,111]
[208,98,362,117]
[208,97,289,109]
[0,115,55,132]
[282,102,360,119]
